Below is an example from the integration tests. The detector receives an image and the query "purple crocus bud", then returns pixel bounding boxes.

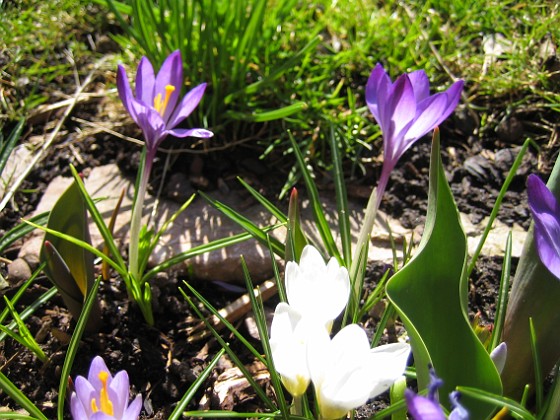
[366,63,463,175]
[527,174,560,280]
[70,356,142,420]
[116,50,213,159]
[406,367,469,420]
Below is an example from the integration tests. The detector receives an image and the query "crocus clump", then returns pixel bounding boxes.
[527,174,560,280]
[70,356,142,420]
[405,368,469,420]
[269,245,411,417]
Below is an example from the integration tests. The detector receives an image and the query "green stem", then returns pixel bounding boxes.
[291,395,303,417]
[129,153,153,281]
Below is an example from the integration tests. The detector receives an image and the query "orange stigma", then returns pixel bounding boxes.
[91,370,114,415]
[154,84,175,116]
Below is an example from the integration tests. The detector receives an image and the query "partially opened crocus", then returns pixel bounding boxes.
[527,174,560,280]
[307,324,411,420]
[405,367,469,420]
[366,64,463,201]
[351,65,463,303]
[117,50,213,291]
[285,244,350,327]
[70,356,142,420]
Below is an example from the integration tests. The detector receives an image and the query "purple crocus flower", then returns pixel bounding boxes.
[527,174,560,279]
[366,63,464,203]
[405,368,469,420]
[351,65,463,298]
[116,50,213,160]
[70,356,142,420]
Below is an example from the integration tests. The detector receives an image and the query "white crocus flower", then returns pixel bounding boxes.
[285,245,350,326]
[308,324,411,420]
[269,302,321,397]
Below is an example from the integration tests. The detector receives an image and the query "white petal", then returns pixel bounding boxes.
[490,342,507,374]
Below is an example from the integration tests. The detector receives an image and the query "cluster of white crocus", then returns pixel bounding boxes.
[270,245,411,419]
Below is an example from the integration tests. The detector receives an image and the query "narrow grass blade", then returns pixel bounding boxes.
[529,318,543,413]
[467,138,533,276]
[240,257,290,420]
[237,177,287,223]
[180,285,277,411]
[0,287,57,342]
[329,125,351,265]
[168,348,226,420]
[456,386,536,420]
[199,191,285,257]
[490,231,512,351]
[143,225,282,282]
[544,365,560,420]
[0,262,44,324]
[69,165,126,270]
[0,117,25,176]
[57,275,102,419]
[0,211,48,254]
[102,187,125,280]
[0,371,48,420]
[287,131,340,262]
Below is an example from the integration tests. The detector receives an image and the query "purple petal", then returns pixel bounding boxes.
[405,389,447,420]
[448,391,470,420]
[154,50,183,123]
[135,56,155,104]
[70,391,89,420]
[168,127,214,138]
[88,356,112,388]
[382,75,416,161]
[117,65,140,125]
[407,70,431,102]
[366,63,391,124]
[167,83,207,129]
[434,80,464,127]
[74,376,96,417]
[403,93,449,142]
[123,394,143,420]
[109,371,131,418]
[135,106,168,150]
[528,174,560,279]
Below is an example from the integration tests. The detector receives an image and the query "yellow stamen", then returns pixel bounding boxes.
[153,84,175,116]
[91,371,114,415]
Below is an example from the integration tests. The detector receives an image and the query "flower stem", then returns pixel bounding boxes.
[349,162,391,315]
[290,395,303,417]
[128,152,153,282]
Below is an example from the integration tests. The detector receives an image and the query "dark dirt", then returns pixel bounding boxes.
[2,28,560,420]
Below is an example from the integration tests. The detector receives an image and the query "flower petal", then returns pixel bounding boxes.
[117,65,140,125]
[366,63,391,124]
[167,83,207,129]
[270,302,311,397]
[135,56,155,105]
[154,50,183,123]
[490,342,507,374]
[74,376,96,417]
[70,390,90,420]
[403,93,449,142]
[109,370,130,418]
[527,174,560,279]
[168,127,214,139]
[123,394,143,420]
[407,70,430,102]
[405,390,447,420]
[88,356,112,388]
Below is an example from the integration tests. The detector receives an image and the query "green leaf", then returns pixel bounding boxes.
[386,130,502,418]
[39,178,101,332]
[286,187,308,263]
